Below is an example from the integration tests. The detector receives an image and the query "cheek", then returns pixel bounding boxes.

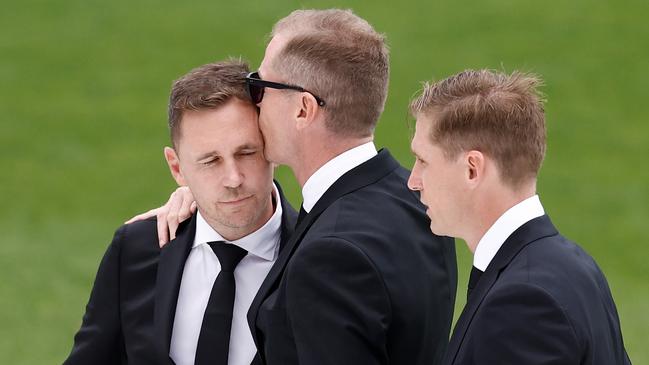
[186,168,223,192]
[244,158,273,180]
[421,171,447,206]
[258,119,273,140]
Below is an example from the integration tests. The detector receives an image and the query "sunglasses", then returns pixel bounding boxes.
[245,71,326,107]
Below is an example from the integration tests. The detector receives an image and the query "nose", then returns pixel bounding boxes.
[223,161,243,189]
[407,165,422,192]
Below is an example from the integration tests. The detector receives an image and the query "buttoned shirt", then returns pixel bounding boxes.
[169,184,283,365]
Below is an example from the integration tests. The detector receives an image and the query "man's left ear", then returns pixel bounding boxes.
[466,150,485,186]
[295,93,321,130]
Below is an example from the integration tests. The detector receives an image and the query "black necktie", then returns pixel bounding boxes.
[296,205,307,227]
[195,242,248,365]
[467,266,483,300]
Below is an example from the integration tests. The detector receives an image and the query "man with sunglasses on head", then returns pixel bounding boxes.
[138,8,457,365]
[64,60,297,365]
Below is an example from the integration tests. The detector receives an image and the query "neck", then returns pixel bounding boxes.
[464,183,537,253]
[292,135,373,187]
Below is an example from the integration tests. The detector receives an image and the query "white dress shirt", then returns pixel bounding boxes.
[473,195,545,272]
[301,141,377,212]
[169,184,283,365]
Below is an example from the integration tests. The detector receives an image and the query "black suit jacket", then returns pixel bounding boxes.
[248,149,458,365]
[63,184,296,365]
[444,215,631,365]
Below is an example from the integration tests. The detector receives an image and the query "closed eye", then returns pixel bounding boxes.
[238,150,257,157]
[201,157,221,165]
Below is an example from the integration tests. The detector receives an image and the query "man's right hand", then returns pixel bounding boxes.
[125,186,196,247]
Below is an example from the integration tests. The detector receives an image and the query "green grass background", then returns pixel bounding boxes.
[2,0,647,363]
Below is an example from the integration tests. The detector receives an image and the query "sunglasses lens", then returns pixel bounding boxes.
[249,84,264,104]
[246,72,264,104]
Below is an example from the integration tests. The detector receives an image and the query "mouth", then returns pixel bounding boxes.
[219,195,253,205]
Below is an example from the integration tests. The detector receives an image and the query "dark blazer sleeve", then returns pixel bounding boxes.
[466,282,581,365]
[63,225,127,365]
[284,236,391,365]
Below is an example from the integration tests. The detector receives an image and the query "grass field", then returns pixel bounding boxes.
[1,0,647,363]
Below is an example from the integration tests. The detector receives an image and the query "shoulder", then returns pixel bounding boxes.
[484,280,572,315]
[108,217,160,259]
[308,175,432,252]
[301,170,444,267]
[508,233,606,293]
[493,233,612,339]
[479,280,580,341]
[318,173,426,230]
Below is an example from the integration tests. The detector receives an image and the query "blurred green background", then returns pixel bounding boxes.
[1,0,647,363]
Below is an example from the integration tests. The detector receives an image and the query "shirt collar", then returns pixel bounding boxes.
[301,141,377,212]
[193,183,283,261]
[473,194,545,272]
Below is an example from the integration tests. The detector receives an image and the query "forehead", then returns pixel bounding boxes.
[260,34,289,76]
[177,99,261,151]
[411,114,434,150]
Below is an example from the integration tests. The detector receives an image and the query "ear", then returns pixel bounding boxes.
[465,150,485,187]
[164,146,187,186]
[295,92,321,130]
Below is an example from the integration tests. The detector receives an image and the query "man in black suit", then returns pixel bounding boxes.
[64,60,297,365]
[408,69,631,364]
[243,9,456,365]
[149,8,457,365]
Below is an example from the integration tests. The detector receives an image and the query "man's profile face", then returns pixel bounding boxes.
[172,98,274,238]
[255,33,295,165]
[408,115,468,237]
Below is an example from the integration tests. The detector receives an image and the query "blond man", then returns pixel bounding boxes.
[408,69,631,365]
[143,8,457,365]
[241,9,456,365]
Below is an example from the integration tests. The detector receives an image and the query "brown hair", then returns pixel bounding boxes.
[168,59,251,145]
[270,9,389,138]
[410,69,546,188]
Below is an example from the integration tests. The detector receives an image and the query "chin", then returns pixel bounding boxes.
[218,216,256,230]
[428,222,448,237]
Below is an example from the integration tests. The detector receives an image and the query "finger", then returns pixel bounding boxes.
[165,191,183,242]
[190,201,197,213]
[169,220,179,242]
[178,194,195,222]
[157,208,170,247]
[124,208,157,224]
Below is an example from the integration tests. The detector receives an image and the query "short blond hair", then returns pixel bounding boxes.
[410,69,546,188]
[270,9,389,138]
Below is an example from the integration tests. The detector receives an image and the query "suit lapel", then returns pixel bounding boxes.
[247,149,399,359]
[153,214,197,361]
[444,215,558,364]
[247,181,297,352]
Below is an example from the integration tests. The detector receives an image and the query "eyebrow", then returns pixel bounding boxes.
[237,143,259,151]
